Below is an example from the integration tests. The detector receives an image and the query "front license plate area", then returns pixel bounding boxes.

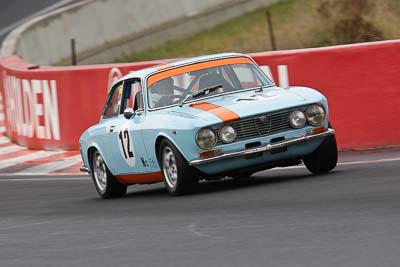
[245,152,263,159]
[270,136,287,154]
[271,147,287,154]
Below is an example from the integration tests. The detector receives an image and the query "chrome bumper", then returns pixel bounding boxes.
[189,128,335,166]
[80,166,89,173]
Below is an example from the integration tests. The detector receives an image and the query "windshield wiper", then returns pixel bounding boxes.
[179,84,223,107]
[253,85,274,93]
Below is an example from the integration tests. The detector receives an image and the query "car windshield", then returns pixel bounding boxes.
[147,58,273,109]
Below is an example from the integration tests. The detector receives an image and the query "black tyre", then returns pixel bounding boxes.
[90,150,127,199]
[303,129,338,175]
[159,139,199,196]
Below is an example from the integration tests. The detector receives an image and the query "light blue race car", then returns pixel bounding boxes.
[79,53,337,198]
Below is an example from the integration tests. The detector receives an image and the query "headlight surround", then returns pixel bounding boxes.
[306,104,326,126]
[219,125,236,143]
[289,111,306,129]
[196,128,217,149]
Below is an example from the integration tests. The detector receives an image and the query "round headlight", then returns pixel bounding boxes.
[306,104,326,126]
[289,111,306,128]
[219,125,236,143]
[196,128,217,149]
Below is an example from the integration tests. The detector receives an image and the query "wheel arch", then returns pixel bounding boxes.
[87,147,97,172]
[86,144,113,174]
[154,133,189,165]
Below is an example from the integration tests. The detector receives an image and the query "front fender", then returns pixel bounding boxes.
[153,131,198,164]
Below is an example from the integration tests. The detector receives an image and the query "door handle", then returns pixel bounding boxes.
[109,126,116,133]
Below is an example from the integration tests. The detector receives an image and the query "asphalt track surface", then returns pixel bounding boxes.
[0,148,399,267]
[1,3,395,266]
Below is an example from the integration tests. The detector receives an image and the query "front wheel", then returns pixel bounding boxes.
[159,139,198,196]
[303,131,338,175]
[91,150,127,199]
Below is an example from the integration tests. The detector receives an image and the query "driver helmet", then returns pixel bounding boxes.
[149,77,174,107]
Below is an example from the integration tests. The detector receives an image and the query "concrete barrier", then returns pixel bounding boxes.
[1,0,279,66]
[1,40,399,150]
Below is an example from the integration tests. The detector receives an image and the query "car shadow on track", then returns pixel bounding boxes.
[194,171,339,196]
[124,170,341,198]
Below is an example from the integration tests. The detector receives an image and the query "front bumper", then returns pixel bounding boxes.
[189,128,335,166]
[80,166,89,173]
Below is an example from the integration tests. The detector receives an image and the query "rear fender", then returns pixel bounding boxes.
[84,142,113,174]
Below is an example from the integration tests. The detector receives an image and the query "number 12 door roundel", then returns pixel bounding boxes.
[117,124,136,167]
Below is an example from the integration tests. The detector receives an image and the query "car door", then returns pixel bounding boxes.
[113,78,150,175]
[96,81,128,174]
[97,78,151,176]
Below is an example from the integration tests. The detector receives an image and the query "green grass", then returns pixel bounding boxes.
[117,0,400,63]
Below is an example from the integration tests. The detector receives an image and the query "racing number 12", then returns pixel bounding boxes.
[118,129,134,159]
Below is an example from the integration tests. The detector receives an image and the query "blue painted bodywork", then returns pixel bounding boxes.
[79,53,330,179]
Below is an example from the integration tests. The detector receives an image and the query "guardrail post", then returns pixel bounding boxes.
[71,38,77,65]
[266,11,277,51]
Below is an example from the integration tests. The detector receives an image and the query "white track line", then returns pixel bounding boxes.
[0,156,399,181]
[0,145,25,154]
[0,151,62,169]
[267,157,400,171]
[0,114,4,120]
[0,137,10,144]
[16,155,82,175]
[338,157,400,165]
[0,177,88,181]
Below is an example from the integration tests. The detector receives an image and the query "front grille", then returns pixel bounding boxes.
[214,106,306,144]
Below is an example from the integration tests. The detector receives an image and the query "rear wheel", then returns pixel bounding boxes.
[159,139,198,196]
[303,125,338,175]
[91,150,127,199]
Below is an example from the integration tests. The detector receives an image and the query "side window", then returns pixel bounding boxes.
[122,80,143,112]
[103,83,123,118]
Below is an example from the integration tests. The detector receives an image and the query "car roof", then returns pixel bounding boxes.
[114,52,252,86]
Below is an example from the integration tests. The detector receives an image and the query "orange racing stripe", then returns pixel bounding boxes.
[189,102,240,123]
[115,171,163,185]
[147,57,253,87]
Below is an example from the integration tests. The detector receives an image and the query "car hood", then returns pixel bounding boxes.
[165,86,326,126]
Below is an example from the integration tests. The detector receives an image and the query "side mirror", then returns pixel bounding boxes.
[123,108,135,119]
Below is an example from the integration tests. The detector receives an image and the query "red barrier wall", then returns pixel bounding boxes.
[0,57,169,150]
[0,40,399,150]
[251,41,400,150]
